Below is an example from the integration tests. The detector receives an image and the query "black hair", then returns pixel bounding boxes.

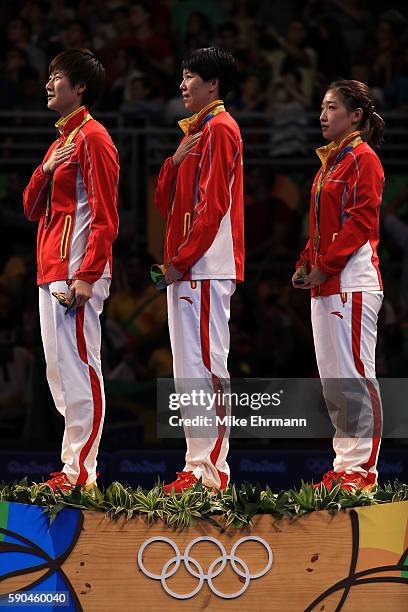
[49,49,105,108]
[182,47,237,99]
[327,79,385,148]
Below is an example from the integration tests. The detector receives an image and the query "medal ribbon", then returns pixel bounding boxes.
[45,113,92,227]
[178,100,225,135]
[313,135,362,253]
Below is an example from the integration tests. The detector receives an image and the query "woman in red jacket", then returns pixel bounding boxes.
[293,80,385,492]
[23,49,119,491]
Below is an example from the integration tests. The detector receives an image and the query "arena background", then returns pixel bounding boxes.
[0,0,407,488]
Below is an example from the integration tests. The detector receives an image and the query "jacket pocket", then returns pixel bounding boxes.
[60,214,72,260]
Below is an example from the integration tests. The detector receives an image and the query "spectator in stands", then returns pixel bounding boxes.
[6,17,46,81]
[267,66,308,157]
[105,250,169,380]
[0,255,28,320]
[253,279,316,377]
[383,184,408,308]
[258,0,295,34]
[128,2,175,81]
[365,19,397,97]
[265,20,317,105]
[301,0,324,30]
[245,167,299,258]
[183,12,213,55]
[0,48,39,110]
[229,73,267,113]
[105,49,145,109]
[0,316,33,431]
[95,7,131,52]
[62,20,92,50]
[324,0,371,62]
[106,250,167,348]
[385,47,408,111]
[47,0,76,29]
[120,73,162,117]
[20,1,57,57]
[172,0,225,43]
[313,16,351,86]
[215,22,242,54]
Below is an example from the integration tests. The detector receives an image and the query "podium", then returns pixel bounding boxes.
[0,499,407,611]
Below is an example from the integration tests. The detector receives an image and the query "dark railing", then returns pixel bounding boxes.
[1,110,407,232]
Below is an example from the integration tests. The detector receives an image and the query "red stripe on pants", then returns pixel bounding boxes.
[351,292,365,377]
[200,281,227,486]
[351,292,381,473]
[75,306,103,485]
[76,306,88,365]
[200,281,211,372]
[361,379,382,473]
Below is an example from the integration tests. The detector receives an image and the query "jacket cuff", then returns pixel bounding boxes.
[74,272,96,285]
[41,164,51,177]
[167,258,186,275]
[168,156,179,172]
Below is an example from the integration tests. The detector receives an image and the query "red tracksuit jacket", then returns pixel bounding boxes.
[297,132,384,297]
[23,106,120,286]
[155,101,244,281]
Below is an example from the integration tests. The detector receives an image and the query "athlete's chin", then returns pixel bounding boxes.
[47,98,58,112]
[321,128,333,141]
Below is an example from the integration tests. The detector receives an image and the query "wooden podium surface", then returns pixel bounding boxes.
[2,501,407,611]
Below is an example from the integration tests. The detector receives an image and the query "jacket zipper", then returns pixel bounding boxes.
[39,229,46,282]
[313,251,321,296]
[60,214,72,260]
[39,179,53,283]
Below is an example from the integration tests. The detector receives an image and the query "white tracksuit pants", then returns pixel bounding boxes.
[311,291,383,480]
[39,278,110,485]
[167,279,235,489]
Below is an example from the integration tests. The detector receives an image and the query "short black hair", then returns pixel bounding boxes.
[49,49,105,108]
[182,47,237,99]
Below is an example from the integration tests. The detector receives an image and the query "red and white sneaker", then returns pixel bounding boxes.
[163,471,229,495]
[312,470,342,491]
[43,472,75,492]
[337,471,376,492]
[313,470,376,492]
[163,471,198,495]
[42,472,97,492]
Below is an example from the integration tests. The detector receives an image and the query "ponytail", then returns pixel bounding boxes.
[327,80,385,149]
[365,111,385,149]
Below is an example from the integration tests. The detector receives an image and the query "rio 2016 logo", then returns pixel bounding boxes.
[137,535,273,599]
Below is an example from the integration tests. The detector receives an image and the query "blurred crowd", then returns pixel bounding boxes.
[0,0,408,448]
[1,0,408,115]
[1,168,408,447]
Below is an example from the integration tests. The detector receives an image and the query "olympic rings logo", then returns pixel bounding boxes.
[137,535,273,599]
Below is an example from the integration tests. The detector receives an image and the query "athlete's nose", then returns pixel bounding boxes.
[46,77,54,92]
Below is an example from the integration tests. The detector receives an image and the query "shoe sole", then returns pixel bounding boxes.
[341,482,376,493]
[40,480,97,492]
